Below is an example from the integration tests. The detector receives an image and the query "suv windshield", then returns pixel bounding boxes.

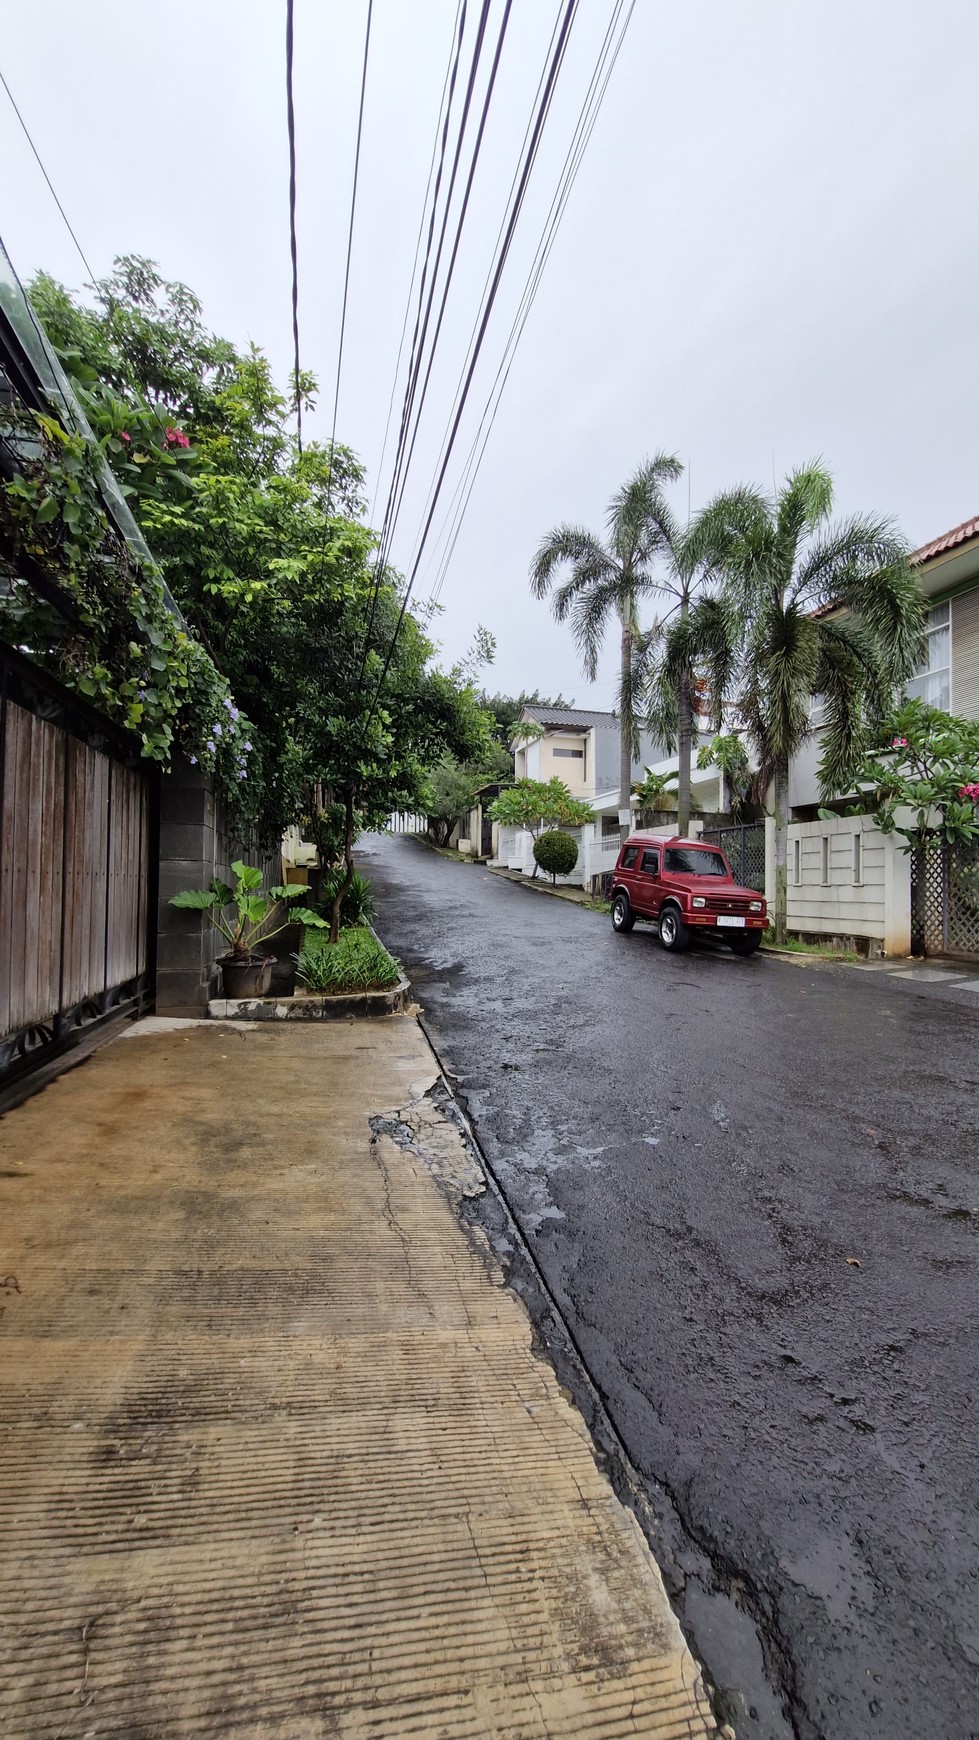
[664,848,728,877]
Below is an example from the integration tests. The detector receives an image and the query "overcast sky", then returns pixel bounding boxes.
[2,1,977,707]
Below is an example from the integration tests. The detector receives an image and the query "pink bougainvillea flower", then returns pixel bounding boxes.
[119,430,131,443]
[164,425,191,449]
[891,737,909,748]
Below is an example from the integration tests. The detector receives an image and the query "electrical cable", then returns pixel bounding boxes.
[361,0,581,728]
[0,65,97,285]
[326,0,373,508]
[422,0,635,609]
[285,0,303,456]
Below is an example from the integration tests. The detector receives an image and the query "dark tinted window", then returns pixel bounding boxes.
[640,850,659,874]
[664,847,727,876]
[620,846,638,869]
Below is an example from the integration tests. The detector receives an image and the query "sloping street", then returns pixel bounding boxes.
[365,831,979,1740]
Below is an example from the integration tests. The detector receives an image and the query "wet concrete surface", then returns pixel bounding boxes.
[363,833,979,1740]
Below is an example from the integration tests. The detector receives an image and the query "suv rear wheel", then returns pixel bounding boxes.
[610,891,635,933]
[658,904,690,952]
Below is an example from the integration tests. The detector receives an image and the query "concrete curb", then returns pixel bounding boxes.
[208,972,412,1021]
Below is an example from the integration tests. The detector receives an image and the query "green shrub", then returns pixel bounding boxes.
[296,927,401,994]
[533,829,579,883]
[318,869,375,929]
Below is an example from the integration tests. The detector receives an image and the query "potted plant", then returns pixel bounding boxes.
[170,860,327,997]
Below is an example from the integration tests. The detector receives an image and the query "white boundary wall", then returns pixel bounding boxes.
[768,816,911,955]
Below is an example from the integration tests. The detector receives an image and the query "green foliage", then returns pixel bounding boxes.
[697,733,753,816]
[421,740,512,846]
[533,829,579,882]
[26,258,490,845]
[296,927,401,994]
[632,766,678,825]
[478,689,575,747]
[488,778,593,838]
[317,869,375,929]
[854,698,979,852]
[169,859,325,959]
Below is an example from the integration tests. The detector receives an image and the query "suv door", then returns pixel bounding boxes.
[633,846,661,916]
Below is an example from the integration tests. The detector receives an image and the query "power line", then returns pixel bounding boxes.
[423,0,635,609]
[362,0,582,728]
[327,0,373,507]
[285,0,303,456]
[0,65,97,284]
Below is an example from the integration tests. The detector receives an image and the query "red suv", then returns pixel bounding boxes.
[610,834,767,955]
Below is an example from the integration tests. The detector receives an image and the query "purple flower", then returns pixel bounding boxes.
[243,741,252,752]
[206,740,215,754]
[188,755,197,766]
[237,770,247,781]
[229,706,240,722]
[212,722,223,737]
[223,697,234,712]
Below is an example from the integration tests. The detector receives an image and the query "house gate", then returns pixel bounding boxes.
[700,822,767,894]
[0,644,155,1097]
[911,838,979,960]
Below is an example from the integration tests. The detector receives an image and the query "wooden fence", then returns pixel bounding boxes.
[0,646,154,1094]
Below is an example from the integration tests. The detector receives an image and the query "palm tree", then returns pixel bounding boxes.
[530,455,683,838]
[695,463,924,941]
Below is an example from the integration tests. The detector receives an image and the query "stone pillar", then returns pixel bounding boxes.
[155,758,223,1015]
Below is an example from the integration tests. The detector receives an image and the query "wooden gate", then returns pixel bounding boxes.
[0,645,155,1095]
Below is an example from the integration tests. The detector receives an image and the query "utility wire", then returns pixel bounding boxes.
[362,0,581,729]
[285,0,303,456]
[423,0,635,609]
[369,0,465,524]
[327,0,373,508]
[0,65,97,285]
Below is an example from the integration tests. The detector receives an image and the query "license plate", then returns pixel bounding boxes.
[716,915,746,928]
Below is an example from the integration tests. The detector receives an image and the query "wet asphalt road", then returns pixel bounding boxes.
[363,832,979,1740]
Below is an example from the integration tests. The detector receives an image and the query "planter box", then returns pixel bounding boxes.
[208,973,412,1022]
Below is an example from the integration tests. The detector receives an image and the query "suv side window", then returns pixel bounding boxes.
[620,846,638,869]
[640,849,659,875]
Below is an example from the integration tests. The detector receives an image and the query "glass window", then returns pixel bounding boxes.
[664,847,727,876]
[621,846,638,868]
[906,601,950,712]
[552,747,584,759]
[640,850,659,875]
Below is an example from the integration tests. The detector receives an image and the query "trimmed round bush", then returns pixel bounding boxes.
[534,829,579,882]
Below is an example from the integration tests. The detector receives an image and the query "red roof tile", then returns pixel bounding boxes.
[912,514,979,565]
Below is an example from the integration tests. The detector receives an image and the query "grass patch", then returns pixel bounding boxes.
[296,927,402,994]
[763,930,860,962]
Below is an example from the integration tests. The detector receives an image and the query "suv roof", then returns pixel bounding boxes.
[626,834,712,848]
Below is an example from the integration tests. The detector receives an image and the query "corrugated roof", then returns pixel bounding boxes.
[912,514,979,566]
[521,704,618,730]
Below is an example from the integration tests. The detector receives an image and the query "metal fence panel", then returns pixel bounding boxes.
[700,823,767,893]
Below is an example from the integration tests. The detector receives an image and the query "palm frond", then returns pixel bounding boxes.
[529,525,613,601]
[776,463,833,550]
[565,573,631,682]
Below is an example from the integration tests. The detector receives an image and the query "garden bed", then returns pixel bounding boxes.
[208,926,411,1020]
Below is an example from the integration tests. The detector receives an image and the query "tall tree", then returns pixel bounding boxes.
[530,455,683,838]
[696,464,923,941]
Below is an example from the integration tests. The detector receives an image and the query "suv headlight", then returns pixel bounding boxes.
[750,900,762,912]
[691,896,706,908]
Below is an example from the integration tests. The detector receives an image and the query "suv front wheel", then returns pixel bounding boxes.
[658,904,690,952]
[610,891,635,933]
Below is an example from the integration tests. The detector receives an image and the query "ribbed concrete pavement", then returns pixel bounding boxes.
[0,1017,716,1737]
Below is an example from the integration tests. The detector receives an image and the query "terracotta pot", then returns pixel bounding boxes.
[219,955,273,999]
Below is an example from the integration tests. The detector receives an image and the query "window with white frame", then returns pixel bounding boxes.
[906,602,950,712]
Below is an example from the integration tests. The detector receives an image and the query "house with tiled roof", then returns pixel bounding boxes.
[512,702,668,826]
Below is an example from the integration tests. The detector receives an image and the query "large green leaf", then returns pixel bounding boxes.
[231,860,264,891]
[291,907,328,927]
[169,889,219,910]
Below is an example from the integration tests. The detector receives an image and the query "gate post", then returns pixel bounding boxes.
[884,835,912,957]
[764,817,776,906]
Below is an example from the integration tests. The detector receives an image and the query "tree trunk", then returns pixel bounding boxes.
[618,595,634,843]
[773,759,789,945]
[329,787,356,944]
[676,594,692,836]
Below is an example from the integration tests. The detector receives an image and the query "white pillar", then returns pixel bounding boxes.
[883,833,912,957]
[764,817,777,906]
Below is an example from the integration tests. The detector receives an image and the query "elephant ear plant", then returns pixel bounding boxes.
[170,861,326,998]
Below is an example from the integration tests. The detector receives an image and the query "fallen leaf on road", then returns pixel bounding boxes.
[846,1256,862,1267]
